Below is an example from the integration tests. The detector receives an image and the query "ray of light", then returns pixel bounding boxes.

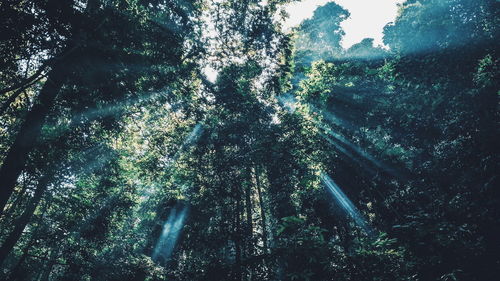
[323,126,392,173]
[311,111,399,178]
[152,204,189,262]
[162,123,204,168]
[138,123,204,205]
[277,94,399,178]
[320,172,374,236]
[319,132,378,176]
[73,89,171,122]
[276,94,297,112]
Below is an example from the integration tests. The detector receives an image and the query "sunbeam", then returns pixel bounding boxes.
[162,123,204,168]
[324,127,392,173]
[277,93,400,179]
[73,89,171,122]
[313,117,400,178]
[319,132,378,177]
[139,123,204,205]
[320,172,374,236]
[152,204,189,263]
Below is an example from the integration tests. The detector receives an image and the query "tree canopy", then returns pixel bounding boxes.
[0,0,498,280]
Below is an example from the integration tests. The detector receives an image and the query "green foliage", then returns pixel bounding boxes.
[294,2,349,66]
[0,0,498,280]
[352,233,416,281]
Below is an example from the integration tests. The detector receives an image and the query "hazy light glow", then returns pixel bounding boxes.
[284,0,403,48]
[325,128,390,172]
[161,123,204,168]
[278,96,397,177]
[204,65,218,83]
[74,89,171,122]
[308,107,397,177]
[320,173,373,235]
[282,0,331,29]
[319,132,378,176]
[139,123,203,207]
[277,93,375,235]
[152,204,188,262]
[276,94,298,112]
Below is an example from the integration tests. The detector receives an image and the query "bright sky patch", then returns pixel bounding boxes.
[284,0,404,48]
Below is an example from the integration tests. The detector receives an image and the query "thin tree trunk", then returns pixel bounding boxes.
[244,178,254,256]
[0,0,96,215]
[10,208,48,281]
[0,174,51,266]
[38,249,59,281]
[254,167,268,254]
[0,65,64,216]
[8,236,35,281]
[234,185,243,280]
[0,62,49,96]
[0,179,30,220]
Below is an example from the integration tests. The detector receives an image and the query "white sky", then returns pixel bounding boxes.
[283,0,404,48]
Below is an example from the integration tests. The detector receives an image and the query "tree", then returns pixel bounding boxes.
[1,0,498,280]
[294,2,350,66]
[0,0,200,214]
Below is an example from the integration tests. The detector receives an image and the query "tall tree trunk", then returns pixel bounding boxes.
[10,207,48,281]
[254,166,268,254]
[0,179,29,220]
[37,249,59,281]
[0,0,98,215]
[0,65,64,216]
[234,185,242,280]
[0,174,51,266]
[8,234,36,281]
[244,176,254,256]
